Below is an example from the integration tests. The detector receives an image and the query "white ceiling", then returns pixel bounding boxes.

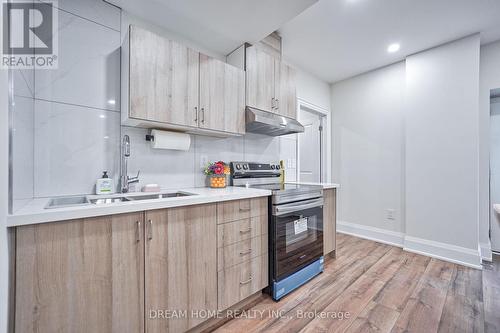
[107,0,317,55]
[279,0,500,83]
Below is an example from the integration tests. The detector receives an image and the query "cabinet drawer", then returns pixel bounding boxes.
[217,234,268,271]
[217,197,268,224]
[217,254,268,310]
[217,215,267,248]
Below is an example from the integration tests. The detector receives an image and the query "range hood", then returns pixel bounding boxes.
[245,107,305,136]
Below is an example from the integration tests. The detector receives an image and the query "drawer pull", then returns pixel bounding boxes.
[136,221,141,243]
[147,219,153,241]
[239,228,252,234]
[240,276,253,285]
[240,249,252,255]
[239,208,251,212]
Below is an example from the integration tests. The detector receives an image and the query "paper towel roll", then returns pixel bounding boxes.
[150,129,191,151]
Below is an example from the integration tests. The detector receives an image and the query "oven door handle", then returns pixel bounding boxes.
[273,198,323,216]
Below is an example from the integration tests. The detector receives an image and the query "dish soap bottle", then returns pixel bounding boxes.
[96,171,114,195]
[279,160,285,184]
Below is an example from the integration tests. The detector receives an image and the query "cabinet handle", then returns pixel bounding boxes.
[201,108,205,124]
[239,228,252,234]
[194,106,198,122]
[136,221,141,243]
[271,97,275,110]
[239,207,251,212]
[240,276,253,285]
[147,219,153,241]
[239,248,252,255]
[275,99,279,110]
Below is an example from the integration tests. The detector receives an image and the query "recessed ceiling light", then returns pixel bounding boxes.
[387,43,400,53]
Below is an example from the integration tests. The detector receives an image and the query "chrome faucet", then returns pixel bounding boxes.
[120,135,140,193]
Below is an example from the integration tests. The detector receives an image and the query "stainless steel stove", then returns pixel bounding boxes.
[230,162,323,204]
[230,162,325,301]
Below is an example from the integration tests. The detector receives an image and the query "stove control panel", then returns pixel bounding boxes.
[230,162,281,178]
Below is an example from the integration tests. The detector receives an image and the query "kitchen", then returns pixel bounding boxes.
[1,0,500,332]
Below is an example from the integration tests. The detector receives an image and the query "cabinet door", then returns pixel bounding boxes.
[145,204,217,333]
[129,26,199,127]
[276,61,297,119]
[15,213,145,333]
[323,188,337,255]
[199,54,245,134]
[245,46,275,113]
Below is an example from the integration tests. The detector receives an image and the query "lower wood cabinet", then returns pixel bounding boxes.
[15,212,145,333]
[217,254,268,311]
[13,199,267,332]
[144,204,217,333]
[323,188,337,255]
[216,198,269,311]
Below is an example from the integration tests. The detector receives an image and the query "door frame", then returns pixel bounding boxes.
[296,98,331,183]
[490,95,500,253]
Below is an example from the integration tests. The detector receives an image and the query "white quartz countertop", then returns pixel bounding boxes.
[287,182,340,189]
[494,204,500,214]
[7,187,272,227]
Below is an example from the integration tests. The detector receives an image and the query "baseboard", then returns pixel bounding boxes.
[337,220,482,269]
[404,236,482,269]
[480,241,493,262]
[337,220,405,247]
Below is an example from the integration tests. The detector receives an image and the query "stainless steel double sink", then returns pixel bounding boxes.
[45,191,196,209]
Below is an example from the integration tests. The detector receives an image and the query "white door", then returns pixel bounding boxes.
[298,108,324,182]
[490,98,500,252]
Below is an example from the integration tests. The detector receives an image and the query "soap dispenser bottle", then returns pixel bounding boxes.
[96,171,114,195]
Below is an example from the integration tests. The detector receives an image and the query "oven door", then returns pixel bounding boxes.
[272,198,323,281]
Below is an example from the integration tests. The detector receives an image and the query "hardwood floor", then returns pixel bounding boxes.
[214,234,500,333]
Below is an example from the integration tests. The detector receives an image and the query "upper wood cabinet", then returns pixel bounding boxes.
[244,45,297,119]
[144,204,217,332]
[199,54,245,134]
[124,25,245,136]
[245,46,275,113]
[276,61,297,119]
[15,212,145,333]
[129,26,199,128]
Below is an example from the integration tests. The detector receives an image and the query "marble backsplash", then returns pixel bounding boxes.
[10,0,297,212]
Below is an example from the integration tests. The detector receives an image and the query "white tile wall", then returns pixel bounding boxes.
[11,0,298,203]
[39,0,121,31]
[12,96,34,203]
[243,133,281,163]
[279,136,298,182]
[121,127,196,190]
[13,69,34,98]
[33,100,120,197]
[194,136,245,187]
[34,5,121,111]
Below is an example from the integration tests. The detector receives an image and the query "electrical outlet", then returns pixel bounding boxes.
[200,155,208,168]
[386,209,396,220]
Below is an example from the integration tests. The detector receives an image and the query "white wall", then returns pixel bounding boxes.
[490,99,500,252]
[331,62,405,236]
[0,62,10,333]
[331,35,483,268]
[1,0,10,326]
[479,40,500,261]
[296,68,331,111]
[281,67,332,182]
[405,35,480,266]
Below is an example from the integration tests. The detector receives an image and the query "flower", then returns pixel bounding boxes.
[204,161,229,176]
